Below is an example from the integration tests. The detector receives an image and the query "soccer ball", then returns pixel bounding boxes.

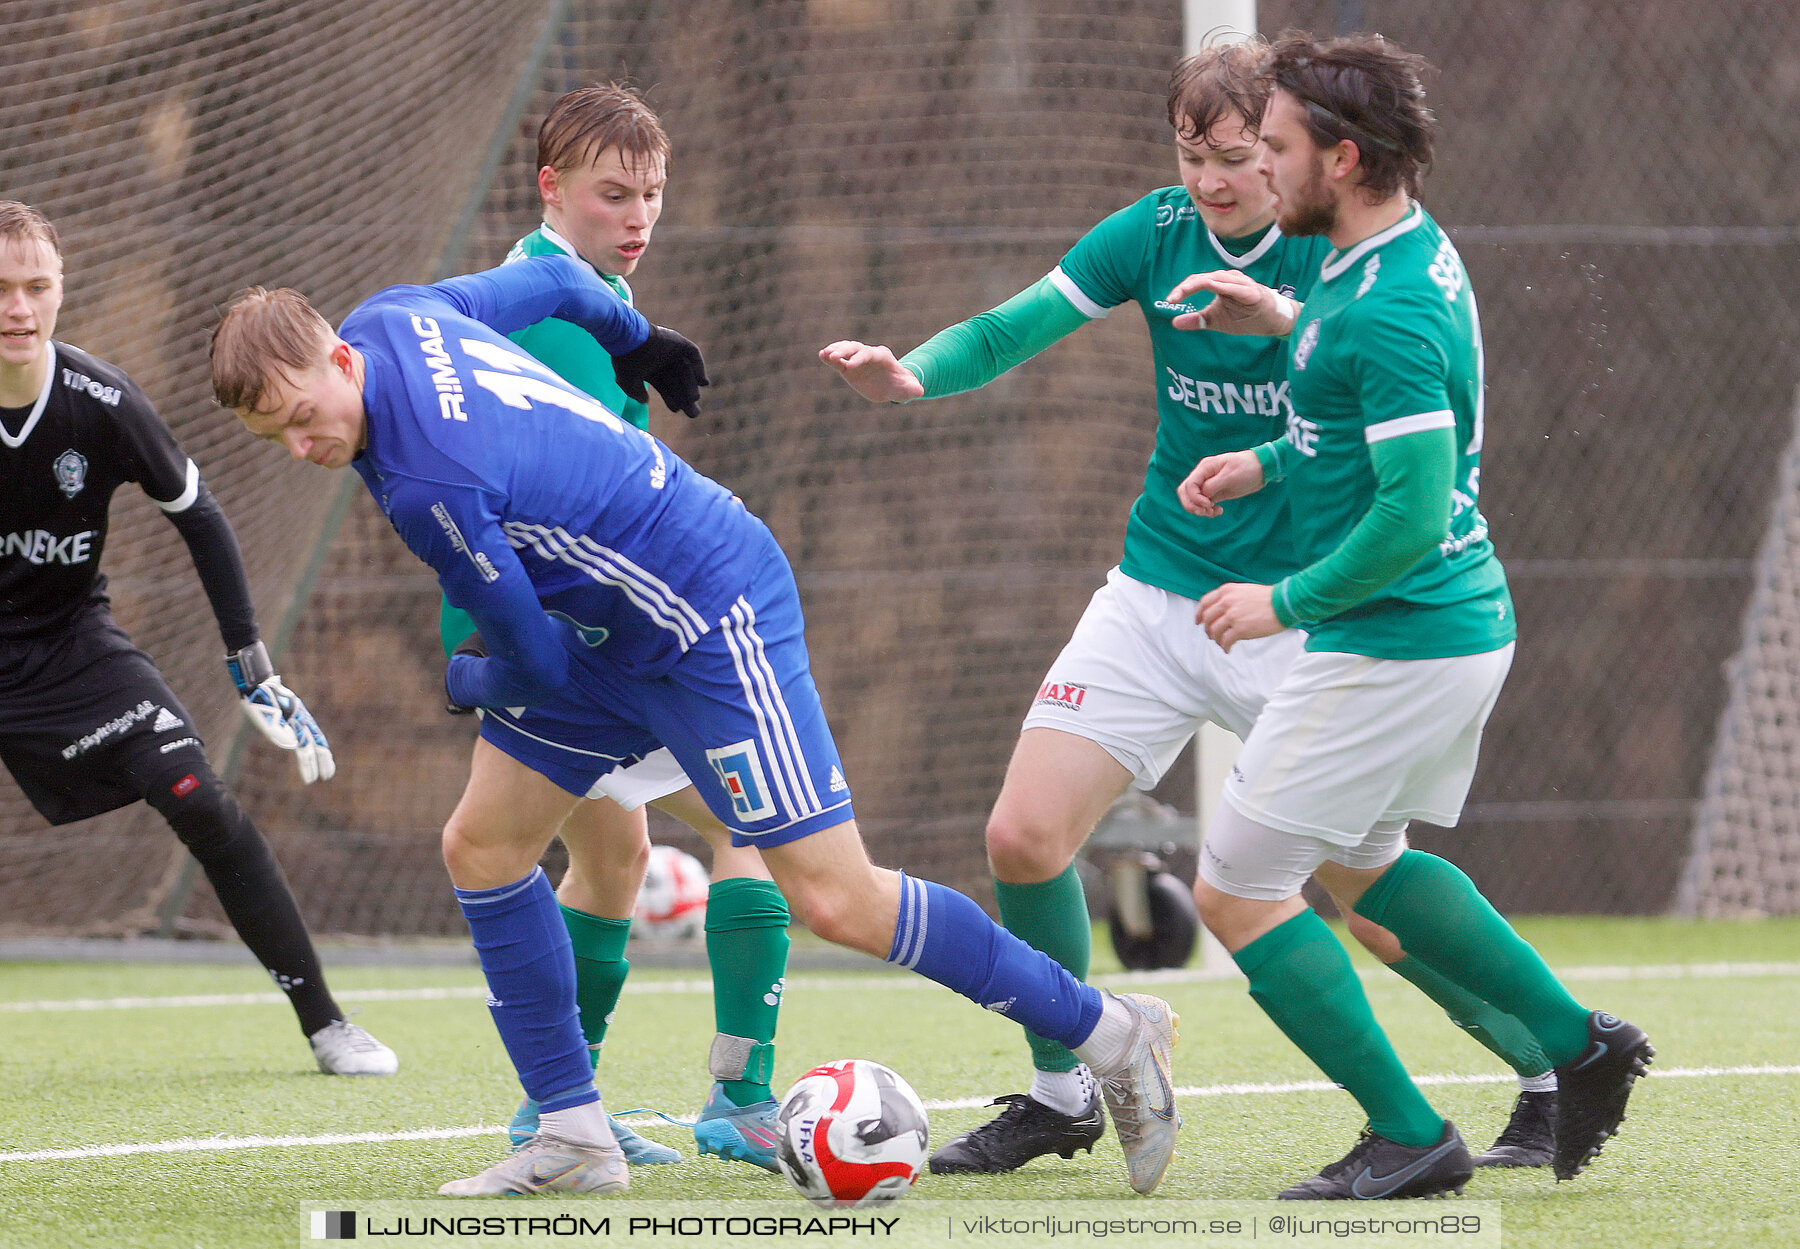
[631,844,709,940]
[775,1059,929,1208]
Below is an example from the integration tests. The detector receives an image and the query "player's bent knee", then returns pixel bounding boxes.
[142,764,248,860]
[984,809,1079,884]
[439,822,480,875]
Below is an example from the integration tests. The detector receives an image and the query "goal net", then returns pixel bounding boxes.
[1679,389,1800,917]
[4,0,1797,939]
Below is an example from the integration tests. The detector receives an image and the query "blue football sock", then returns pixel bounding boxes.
[454,867,597,1113]
[887,872,1103,1048]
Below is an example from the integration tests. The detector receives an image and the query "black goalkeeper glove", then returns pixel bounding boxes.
[445,630,487,716]
[612,325,710,418]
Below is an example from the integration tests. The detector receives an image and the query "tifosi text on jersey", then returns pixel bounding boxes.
[60,370,122,406]
[1165,369,1292,418]
[411,316,467,422]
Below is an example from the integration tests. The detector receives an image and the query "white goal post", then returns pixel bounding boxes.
[1185,1,1257,970]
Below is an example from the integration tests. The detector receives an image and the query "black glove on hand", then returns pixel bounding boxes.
[445,631,487,716]
[612,325,710,417]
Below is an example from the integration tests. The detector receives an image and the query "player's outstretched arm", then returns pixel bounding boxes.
[434,254,650,354]
[1165,270,1300,336]
[822,275,1091,403]
[1178,449,1266,518]
[432,255,711,417]
[818,341,925,403]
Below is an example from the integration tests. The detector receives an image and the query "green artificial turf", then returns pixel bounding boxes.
[1,917,1795,1248]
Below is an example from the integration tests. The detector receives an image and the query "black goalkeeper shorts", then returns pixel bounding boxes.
[0,617,209,825]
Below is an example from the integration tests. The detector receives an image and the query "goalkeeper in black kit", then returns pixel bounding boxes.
[0,201,394,1075]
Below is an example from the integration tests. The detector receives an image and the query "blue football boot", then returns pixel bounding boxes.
[692,1083,781,1172]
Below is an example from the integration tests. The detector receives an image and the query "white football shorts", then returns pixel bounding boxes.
[1222,642,1515,847]
[1201,807,1411,902]
[584,747,693,811]
[1020,567,1306,789]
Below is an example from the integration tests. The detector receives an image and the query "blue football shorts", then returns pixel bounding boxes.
[477,548,854,847]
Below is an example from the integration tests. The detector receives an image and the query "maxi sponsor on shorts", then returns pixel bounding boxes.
[1035,682,1088,712]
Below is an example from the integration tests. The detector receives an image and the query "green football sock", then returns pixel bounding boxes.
[1389,955,1552,1078]
[559,905,632,1052]
[994,864,1091,1074]
[1355,851,1590,1066]
[1236,910,1446,1147]
[705,877,790,1106]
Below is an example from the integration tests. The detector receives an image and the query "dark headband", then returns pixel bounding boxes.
[1275,66,1402,154]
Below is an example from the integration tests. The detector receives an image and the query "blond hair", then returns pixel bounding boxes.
[210,287,335,412]
[537,82,670,177]
[0,201,61,256]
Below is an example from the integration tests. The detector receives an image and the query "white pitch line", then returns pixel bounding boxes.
[1,1065,1794,1164]
[0,1125,501,1163]
[4,961,1797,1014]
[923,1064,1800,1110]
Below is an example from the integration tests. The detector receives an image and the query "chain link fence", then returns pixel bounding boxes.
[4,1,1795,937]
[0,0,558,935]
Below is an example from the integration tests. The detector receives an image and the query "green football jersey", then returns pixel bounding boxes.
[1056,187,1330,600]
[1275,204,1514,658]
[502,225,650,431]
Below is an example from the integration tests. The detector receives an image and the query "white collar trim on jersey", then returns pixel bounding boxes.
[536,224,633,305]
[1206,222,1283,270]
[1320,203,1425,283]
[0,342,55,449]
[538,223,583,261]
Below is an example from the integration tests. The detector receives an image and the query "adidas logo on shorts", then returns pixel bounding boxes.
[152,707,184,732]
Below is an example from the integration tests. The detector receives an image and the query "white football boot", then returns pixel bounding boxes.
[308,1020,399,1076]
[1079,991,1181,1194]
[439,1132,629,1197]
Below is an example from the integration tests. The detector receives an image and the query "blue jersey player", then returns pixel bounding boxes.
[210,254,1182,1199]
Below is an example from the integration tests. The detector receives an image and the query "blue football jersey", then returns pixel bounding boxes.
[341,255,770,709]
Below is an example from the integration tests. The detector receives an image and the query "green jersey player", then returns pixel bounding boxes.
[825,41,1339,1176]
[1174,33,1652,1198]
[825,36,1555,1181]
[439,84,792,1173]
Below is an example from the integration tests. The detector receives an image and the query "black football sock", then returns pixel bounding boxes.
[141,762,342,1036]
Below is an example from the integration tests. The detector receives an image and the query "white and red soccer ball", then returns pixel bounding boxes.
[775,1059,930,1208]
[631,844,709,940]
